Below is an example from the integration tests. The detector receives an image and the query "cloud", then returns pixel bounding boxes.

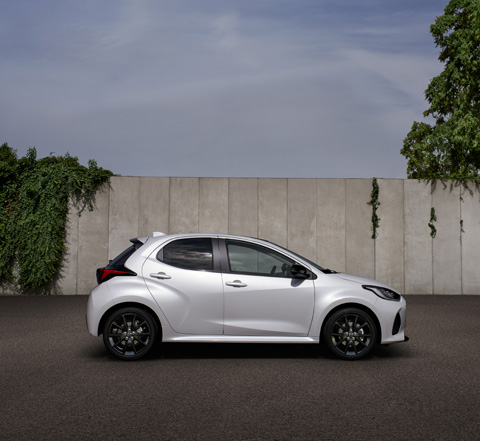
[0,0,445,178]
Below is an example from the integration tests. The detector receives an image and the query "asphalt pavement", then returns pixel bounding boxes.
[0,295,479,441]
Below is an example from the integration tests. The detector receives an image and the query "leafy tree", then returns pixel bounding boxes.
[0,145,19,282]
[0,143,113,293]
[401,0,480,182]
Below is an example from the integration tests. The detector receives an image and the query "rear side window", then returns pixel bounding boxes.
[108,240,144,268]
[109,246,136,267]
[158,238,214,271]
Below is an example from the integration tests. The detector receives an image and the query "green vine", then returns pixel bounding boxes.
[460,190,465,242]
[460,219,465,245]
[367,177,380,239]
[0,143,113,293]
[428,207,437,238]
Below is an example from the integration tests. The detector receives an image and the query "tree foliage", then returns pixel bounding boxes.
[0,143,113,293]
[401,0,480,182]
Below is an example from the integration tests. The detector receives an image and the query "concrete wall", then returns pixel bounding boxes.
[58,177,478,295]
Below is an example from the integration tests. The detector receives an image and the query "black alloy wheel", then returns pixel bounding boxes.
[324,308,377,360]
[103,307,157,360]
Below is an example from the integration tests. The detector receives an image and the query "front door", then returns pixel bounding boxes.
[222,240,315,336]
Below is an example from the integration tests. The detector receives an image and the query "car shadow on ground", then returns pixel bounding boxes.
[160,342,323,359]
[82,340,411,362]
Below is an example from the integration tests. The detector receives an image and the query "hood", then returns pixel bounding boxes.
[334,273,391,288]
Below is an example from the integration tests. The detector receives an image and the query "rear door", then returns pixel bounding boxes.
[142,237,224,335]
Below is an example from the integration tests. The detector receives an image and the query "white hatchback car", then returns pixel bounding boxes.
[86,233,407,360]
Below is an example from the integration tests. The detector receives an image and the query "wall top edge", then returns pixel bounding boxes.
[109,176,431,181]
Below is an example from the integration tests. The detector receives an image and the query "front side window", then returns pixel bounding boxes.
[226,240,294,277]
[158,238,213,271]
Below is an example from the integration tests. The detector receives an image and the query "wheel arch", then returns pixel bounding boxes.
[320,302,382,344]
[98,302,162,340]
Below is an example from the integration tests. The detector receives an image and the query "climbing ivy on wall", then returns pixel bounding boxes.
[428,207,437,238]
[368,177,381,239]
[0,143,113,293]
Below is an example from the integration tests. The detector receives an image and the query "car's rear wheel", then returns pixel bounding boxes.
[103,307,157,360]
[323,308,377,360]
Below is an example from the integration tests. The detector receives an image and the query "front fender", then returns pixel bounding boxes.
[309,281,379,339]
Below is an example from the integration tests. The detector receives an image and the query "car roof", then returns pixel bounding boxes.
[139,232,265,243]
[134,232,293,259]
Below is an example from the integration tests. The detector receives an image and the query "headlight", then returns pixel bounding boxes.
[362,285,401,301]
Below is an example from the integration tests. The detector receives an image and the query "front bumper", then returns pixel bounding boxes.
[377,296,407,345]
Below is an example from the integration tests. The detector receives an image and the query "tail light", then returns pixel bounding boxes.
[96,267,137,284]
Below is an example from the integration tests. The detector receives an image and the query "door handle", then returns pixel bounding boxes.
[150,272,172,280]
[226,280,247,288]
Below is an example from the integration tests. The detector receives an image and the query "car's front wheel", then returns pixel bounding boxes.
[103,307,157,360]
[323,308,377,360]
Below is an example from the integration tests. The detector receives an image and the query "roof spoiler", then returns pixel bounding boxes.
[129,232,165,247]
[130,237,147,245]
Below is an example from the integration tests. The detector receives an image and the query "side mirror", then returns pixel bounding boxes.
[291,263,310,279]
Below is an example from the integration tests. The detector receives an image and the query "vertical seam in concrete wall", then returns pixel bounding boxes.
[460,189,463,294]
[402,179,406,294]
[344,179,347,272]
[315,179,317,264]
[137,178,141,237]
[286,179,290,249]
[107,180,111,263]
[108,182,111,267]
[372,178,376,280]
[74,202,80,295]
[227,178,230,234]
[401,180,405,293]
[197,178,200,233]
[431,183,434,294]
[168,177,172,234]
[255,178,258,238]
[315,179,318,264]
[255,178,260,238]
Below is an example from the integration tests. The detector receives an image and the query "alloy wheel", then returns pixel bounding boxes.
[103,308,157,360]
[324,308,377,360]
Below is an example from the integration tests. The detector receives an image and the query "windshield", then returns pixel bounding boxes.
[270,243,326,273]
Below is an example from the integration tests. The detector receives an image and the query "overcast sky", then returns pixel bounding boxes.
[1,0,447,178]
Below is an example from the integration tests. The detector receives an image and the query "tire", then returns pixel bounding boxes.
[102,307,157,361]
[323,308,377,360]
